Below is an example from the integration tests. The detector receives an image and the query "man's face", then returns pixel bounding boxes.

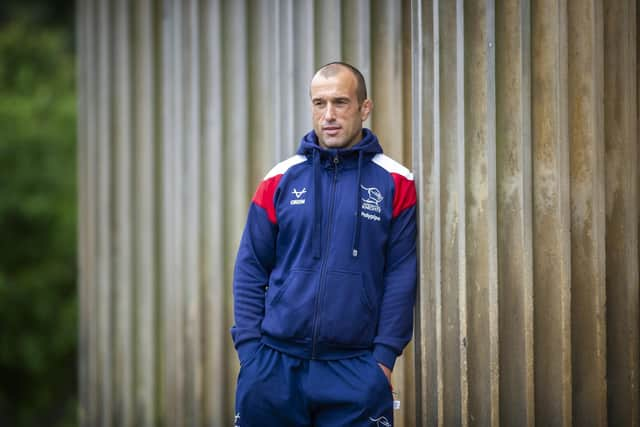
[310,70,372,149]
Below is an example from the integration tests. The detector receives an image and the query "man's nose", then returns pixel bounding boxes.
[324,103,336,121]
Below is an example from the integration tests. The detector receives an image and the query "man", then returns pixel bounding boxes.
[231,62,417,427]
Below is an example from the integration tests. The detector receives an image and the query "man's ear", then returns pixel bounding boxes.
[360,99,373,121]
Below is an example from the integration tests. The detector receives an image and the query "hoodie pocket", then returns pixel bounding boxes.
[319,269,376,346]
[261,268,316,340]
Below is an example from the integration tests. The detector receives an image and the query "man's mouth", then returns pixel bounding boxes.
[323,126,341,136]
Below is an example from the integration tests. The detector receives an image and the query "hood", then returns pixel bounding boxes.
[296,128,383,159]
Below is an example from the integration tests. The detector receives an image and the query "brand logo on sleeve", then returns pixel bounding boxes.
[290,187,307,205]
[361,185,382,221]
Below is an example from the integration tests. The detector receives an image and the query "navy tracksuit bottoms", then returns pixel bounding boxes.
[234,344,394,427]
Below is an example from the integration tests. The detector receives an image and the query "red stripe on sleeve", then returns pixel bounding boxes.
[252,174,282,224]
[391,173,417,218]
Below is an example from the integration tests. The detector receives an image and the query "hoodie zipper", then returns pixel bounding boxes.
[311,154,340,359]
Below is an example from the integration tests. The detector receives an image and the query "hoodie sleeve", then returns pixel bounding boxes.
[231,154,306,364]
[373,173,417,370]
[231,175,280,364]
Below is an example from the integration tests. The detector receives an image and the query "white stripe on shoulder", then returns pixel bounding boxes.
[372,154,414,180]
[264,154,307,180]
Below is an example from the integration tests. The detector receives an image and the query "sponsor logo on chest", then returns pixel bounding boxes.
[290,187,307,205]
[361,185,383,221]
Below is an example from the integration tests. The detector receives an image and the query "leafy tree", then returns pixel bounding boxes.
[0,0,74,30]
[0,17,77,427]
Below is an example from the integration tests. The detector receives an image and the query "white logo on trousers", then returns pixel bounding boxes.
[369,416,392,427]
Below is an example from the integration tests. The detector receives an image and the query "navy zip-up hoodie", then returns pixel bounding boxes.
[231,129,417,370]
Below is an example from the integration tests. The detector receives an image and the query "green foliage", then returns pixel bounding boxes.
[0,18,77,427]
[0,0,74,30]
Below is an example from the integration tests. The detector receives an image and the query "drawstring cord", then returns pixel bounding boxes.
[312,150,322,259]
[351,151,363,257]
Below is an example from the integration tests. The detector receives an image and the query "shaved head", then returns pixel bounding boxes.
[314,62,367,104]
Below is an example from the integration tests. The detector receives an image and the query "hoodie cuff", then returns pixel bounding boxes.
[236,339,261,365]
[373,344,398,371]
